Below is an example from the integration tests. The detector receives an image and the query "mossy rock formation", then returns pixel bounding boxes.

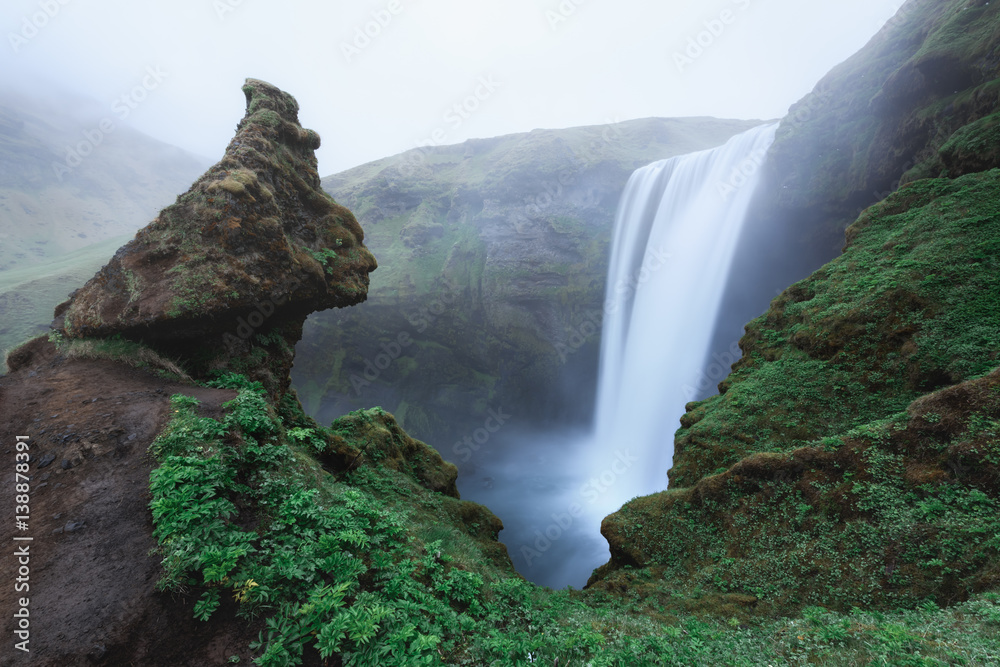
[51,79,377,396]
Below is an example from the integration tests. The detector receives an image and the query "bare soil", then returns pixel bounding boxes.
[0,339,266,666]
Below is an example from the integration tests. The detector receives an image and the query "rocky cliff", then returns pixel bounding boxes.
[710,0,1000,372]
[296,117,763,446]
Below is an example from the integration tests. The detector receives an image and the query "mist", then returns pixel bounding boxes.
[2,0,910,591]
[2,0,903,174]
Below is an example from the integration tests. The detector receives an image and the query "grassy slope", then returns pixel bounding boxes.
[145,369,1000,665]
[0,91,209,367]
[673,173,1000,487]
[0,235,128,366]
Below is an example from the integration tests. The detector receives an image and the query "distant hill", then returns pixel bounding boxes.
[0,90,209,365]
[0,90,209,271]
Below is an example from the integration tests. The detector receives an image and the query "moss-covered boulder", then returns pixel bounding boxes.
[52,79,376,397]
[324,406,461,498]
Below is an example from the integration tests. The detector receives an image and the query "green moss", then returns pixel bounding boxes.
[148,374,1000,664]
[939,110,1000,176]
[673,171,1000,487]
[589,169,1000,618]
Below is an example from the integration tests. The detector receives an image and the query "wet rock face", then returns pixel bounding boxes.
[56,78,377,343]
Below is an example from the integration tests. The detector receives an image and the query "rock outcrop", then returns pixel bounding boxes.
[52,79,377,397]
[763,0,1000,237]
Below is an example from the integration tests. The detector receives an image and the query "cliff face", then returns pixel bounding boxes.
[591,0,1000,614]
[296,117,764,444]
[710,0,1000,368]
[764,0,1000,234]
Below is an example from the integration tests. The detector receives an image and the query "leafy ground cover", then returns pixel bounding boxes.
[148,373,1000,666]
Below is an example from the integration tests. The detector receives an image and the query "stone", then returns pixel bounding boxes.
[55,79,377,343]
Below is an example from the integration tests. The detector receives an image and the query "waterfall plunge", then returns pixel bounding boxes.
[456,124,779,590]
[585,122,779,518]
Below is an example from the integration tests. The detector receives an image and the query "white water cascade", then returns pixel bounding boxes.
[456,124,779,590]
[585,122,779,516]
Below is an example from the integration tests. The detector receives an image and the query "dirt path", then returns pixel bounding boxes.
[0,339,264,666]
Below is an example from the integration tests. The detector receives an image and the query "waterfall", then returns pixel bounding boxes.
[586,123,779,515]
[456,124,779,590]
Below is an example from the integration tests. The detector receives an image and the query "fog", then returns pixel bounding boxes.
[3,0,909,590]
[2,0,903,174]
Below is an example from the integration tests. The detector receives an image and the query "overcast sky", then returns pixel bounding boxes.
[1,0,903,175]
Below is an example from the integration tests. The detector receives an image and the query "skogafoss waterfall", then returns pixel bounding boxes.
[457,124,779,590]
[587,122,779,515]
